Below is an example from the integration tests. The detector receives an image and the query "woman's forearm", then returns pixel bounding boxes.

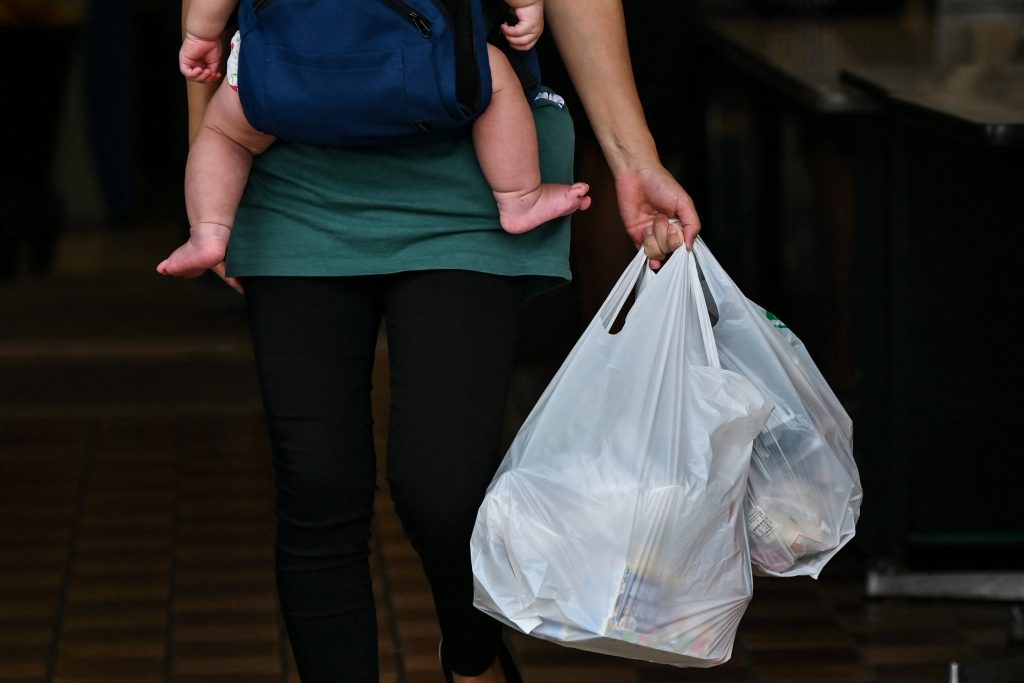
[544,0,661,177]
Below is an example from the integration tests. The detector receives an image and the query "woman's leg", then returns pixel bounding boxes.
[383,269,526,678]
[243,276,384,683]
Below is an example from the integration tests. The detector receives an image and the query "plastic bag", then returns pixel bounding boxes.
[472,248,772,667]
[693,238,862,578]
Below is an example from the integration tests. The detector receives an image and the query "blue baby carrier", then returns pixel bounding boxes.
[236,0,540,147]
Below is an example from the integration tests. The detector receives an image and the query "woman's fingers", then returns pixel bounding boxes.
[642,215,686,268]
[211,262,244,294]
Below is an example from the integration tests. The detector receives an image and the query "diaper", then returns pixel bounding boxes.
[226,30,241,91]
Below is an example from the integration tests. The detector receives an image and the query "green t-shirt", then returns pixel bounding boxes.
[227,89,576,296]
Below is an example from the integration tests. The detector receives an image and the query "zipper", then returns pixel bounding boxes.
[382,0,433,37]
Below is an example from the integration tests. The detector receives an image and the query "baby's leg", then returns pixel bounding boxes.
[473,44,590,234]
[157,79,275,279]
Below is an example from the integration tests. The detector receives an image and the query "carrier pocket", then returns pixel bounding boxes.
[261,45,411,146]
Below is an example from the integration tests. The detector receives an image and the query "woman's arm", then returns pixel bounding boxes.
[544,0,699,259]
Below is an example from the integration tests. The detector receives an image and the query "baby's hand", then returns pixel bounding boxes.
[179,32,224,83]
[501,2,543,51]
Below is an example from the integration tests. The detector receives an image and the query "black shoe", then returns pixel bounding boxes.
[440,636,523,683]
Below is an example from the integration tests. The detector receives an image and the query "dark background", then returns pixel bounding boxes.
[3,0,1023,574]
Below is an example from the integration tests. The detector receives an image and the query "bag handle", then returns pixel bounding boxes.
[596,249,720,369]
[596,249,649,332]
[687,249,721,369]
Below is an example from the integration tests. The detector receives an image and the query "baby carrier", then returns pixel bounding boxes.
[236,0,540,147]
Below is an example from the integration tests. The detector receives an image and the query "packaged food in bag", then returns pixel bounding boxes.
[472,248,772,667]
[693,239,862,578]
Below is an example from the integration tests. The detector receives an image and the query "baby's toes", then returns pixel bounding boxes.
[569,182,590,198]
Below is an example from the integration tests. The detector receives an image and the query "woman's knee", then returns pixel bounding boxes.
[387,468,487,549]
[273,444,377,560]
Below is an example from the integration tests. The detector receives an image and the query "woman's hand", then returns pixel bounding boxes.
[615,164,700,269]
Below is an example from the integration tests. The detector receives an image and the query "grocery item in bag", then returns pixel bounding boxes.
[694,239,861,578]
[472,248,771,667]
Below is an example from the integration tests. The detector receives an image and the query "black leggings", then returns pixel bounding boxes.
[243,270,526,681]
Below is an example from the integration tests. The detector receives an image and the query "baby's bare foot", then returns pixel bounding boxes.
[156,223,230,278]
[497,182,591,234]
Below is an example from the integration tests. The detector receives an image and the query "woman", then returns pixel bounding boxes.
[178,1,699,680]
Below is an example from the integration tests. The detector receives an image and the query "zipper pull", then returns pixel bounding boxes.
[406,10,432,37]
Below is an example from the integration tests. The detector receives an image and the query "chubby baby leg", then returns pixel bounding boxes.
[473,45,590,234]
[158,78,274,279]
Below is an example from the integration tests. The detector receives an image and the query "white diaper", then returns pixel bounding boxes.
[226,30,241,91]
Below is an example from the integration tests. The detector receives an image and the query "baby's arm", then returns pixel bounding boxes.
[180,0,237,82]
[502,0,544,51]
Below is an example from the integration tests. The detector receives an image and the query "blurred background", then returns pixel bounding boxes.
[2,0,1023,680]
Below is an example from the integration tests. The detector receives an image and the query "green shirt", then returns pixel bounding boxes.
[227,89,576,296]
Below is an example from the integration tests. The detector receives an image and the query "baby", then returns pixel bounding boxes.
[158,0,591,280]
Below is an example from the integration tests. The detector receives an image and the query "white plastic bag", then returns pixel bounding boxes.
[472,248,772,667]
[693,238,862,578]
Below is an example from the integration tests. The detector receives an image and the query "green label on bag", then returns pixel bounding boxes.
[764,310,788,330]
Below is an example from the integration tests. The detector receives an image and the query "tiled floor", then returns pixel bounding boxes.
[1,224,1021,682]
